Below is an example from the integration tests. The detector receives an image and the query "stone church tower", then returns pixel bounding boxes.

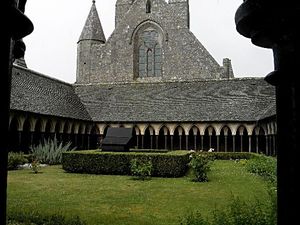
[76,0,234,84]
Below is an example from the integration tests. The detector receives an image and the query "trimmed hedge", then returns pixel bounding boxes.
[62,150,190,177]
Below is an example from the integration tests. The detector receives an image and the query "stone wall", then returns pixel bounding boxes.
[77,0,226,84]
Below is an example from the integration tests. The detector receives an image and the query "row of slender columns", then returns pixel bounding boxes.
[133,134,276,154]
[9,131,277,155]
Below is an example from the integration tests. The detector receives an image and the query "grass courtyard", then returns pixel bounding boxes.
[7,160,272,225]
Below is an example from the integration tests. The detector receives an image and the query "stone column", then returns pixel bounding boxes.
[165,135,168,150]
[156,135,159,149]
[170,135,174,150]
[256,135,259,153]
[200,135,204,150]
[224,135,228,152]
[17,130,22,150]
[232,135,236,152]
[265,135,269,156]
[150,135,153,149]
[141,135,144,149]
[179,135,182,150]
[273,135,276,156]
[87,135,90,150]
[216,135,220,152]
[249,136,252,153]
[240,135,243,152]
[194,135,197,151]
[185,135,189,150]
[136,135,139,149]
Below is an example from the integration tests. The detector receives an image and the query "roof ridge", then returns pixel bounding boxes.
[73,77,266,87]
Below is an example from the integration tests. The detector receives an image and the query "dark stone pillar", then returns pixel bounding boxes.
[29,132,34,147]
[87,134,90,150]
[235,1,300,223]
[170,135,174,150]
[17,130,22,150]
[200,135,204,150]
[256,135,259,153]
[141,135,144,149]
[150,135,153,149]
[81,134,85,149]
[185,135,188,150]
[165,135,168,150]
[194,135,197,150]
[136,135,139,149]
[265,135,269,155]
[74,134,78,148]
[156,135,159,149]
[179,135,182,150]
[0,1,33,224]
[240,135,243,152]
[224,135,227,152]
[273,135,276,156]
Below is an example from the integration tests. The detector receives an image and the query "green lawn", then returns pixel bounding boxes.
[7,160,271,225]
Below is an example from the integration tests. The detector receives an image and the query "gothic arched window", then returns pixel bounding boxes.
[137,27,162,78]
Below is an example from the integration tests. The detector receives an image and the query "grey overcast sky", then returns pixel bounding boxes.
[23,0,274,83]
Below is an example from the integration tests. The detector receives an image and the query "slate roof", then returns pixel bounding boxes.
[74,78,276,123]
[10,66,91,121]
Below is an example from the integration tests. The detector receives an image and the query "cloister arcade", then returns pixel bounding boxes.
[9,111,277,156]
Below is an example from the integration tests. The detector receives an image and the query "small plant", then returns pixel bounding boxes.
[30,135,75,165]
[188,153,214,182]
[7,152,28,170]
[130,158,153,180]
[31,160,41,174]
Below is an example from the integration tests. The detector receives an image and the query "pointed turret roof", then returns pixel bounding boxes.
[78,1,106,43]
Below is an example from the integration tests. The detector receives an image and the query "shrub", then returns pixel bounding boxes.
[7,152,28,170]
[245,154,277,184]
[30,136,75,165]
[180,194,277,225]
[62,150,190,177]
[8,211,86,225]
[189,153,214,182]
[180,211,208,225]
[130,158,153,180]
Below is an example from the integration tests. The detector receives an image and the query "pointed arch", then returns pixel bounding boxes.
[158,125,170,150]
[173,125,186,150]
[236,125,248,152]
[203,126,217,151]
[220,125,233,152]
[144,125,155,149]
[132,20,164,79]
[188,125,200,150]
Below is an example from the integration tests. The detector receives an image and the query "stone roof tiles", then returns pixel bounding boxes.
[10,66,91,121]
[74,78,276,123]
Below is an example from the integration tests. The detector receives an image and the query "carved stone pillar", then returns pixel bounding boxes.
[236,1,300,223]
